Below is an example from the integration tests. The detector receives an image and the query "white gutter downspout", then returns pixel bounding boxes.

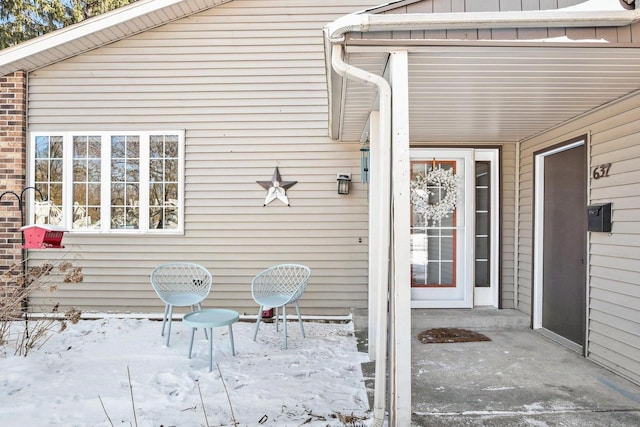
[327,40,391,427]
[324,7,640,426]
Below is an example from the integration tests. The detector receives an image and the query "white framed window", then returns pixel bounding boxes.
[29,131,185,234]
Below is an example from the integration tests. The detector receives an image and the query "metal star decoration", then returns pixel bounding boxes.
[257,167,297,206]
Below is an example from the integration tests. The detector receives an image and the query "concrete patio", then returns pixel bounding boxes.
[356,308,640,426]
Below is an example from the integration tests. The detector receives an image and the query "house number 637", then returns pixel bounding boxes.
[592,163,611,180]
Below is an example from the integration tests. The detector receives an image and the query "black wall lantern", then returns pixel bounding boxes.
[337,173,352,195]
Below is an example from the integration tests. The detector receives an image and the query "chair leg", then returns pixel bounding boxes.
[166,305,174,346]
[283,304,288,350]
[161,304,170,336]
[188,327,196,359]
[275,306,279,332]
[253,306,263,341]
[294,301,305,338]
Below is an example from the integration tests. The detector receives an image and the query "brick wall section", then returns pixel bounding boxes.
[0,71,27,272]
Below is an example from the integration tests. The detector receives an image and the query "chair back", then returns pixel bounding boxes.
[251,264,311,304]
[150,262,212,305]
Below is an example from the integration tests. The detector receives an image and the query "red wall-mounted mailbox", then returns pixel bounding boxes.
[20,225,68,249]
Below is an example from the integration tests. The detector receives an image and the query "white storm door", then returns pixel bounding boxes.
[410,149,474,308]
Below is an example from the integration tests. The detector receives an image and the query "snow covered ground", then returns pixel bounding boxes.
[0,316,371,426]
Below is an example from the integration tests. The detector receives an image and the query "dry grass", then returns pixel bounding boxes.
[0,258,83,356]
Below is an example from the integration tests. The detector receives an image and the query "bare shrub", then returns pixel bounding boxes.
[0,258,83,356]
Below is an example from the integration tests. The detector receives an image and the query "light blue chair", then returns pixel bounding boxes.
[251,263,311,349]
[150,262,212,346]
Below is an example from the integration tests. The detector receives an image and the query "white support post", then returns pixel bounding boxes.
[389,50,412,427]
[368,111,381,360]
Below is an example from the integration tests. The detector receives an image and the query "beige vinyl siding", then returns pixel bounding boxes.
[374,0,582,13]
[500,143,516,308]
[26,0,384,316]
[516,143,534,315]
[518,93,640,385]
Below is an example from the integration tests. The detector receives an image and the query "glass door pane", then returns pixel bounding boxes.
[475,161,490,287]
[411,160,457,287]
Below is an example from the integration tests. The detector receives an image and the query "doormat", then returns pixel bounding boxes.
[417,328,491,344]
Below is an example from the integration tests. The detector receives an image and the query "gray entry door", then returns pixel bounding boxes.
[542,144,587,347]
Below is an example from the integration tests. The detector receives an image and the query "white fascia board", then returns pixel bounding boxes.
[0,0,202,69]
[326,10,640,41]
[365,10,640,30]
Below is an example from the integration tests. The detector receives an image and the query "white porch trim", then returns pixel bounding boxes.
[390,50,412,426]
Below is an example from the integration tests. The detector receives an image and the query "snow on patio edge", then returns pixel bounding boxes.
[0,317,372,426]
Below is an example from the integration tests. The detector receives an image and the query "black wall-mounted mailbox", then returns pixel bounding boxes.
[587,203,612,232]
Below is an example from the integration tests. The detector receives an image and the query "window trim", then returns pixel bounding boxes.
[28,130,185,235]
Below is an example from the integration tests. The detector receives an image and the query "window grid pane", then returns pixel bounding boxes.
[33,135,63,225]
[31,132,181,233]
[475,161,491,287]
[72,136,101,229]
[111,136,140,230]
[149,134,179,230]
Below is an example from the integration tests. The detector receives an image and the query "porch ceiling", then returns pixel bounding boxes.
[337,44,640,143]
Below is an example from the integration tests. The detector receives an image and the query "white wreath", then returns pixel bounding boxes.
[410,167,460,224]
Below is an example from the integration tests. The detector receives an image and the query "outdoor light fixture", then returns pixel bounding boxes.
[337,173,352,195]
[360,145,370,183]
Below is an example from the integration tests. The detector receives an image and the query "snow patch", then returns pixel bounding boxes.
[0,318,371,426]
